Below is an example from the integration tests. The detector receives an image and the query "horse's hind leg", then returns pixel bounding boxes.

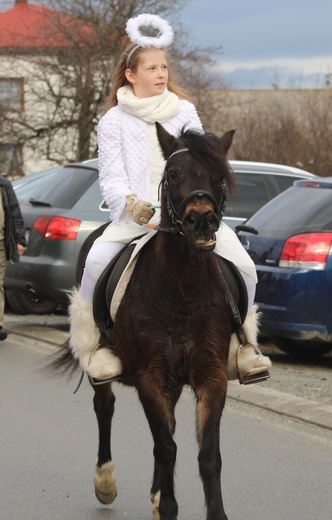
[138,384,181,520]
[195,384,228,520]
[92,382,117,505]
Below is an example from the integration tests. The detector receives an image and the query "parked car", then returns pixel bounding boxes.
[5,159,108,314]
[223,160,316,229]
[5,159,316,314]
[237,177,332,359]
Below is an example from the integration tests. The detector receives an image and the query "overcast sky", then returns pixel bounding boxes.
[179,0,331,88]
[1,0,330,89]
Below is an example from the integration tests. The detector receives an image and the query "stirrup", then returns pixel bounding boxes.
[86,343,123,385]
[239,370,270,385]
[72,371,124,393]
[89,373,124,386]
[237,343,271,386]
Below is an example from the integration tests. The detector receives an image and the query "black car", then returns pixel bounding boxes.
[5,159,316,314]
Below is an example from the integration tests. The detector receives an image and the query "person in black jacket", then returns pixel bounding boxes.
[0,175,26,340]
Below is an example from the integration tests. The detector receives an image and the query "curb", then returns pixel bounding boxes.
[227,382,332,431]
[5,315,332,432]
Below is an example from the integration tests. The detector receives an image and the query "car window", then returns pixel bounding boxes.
[23,166,98,209]
[272,175,301,193]
[248,186,332,230]
[224,173,269,220]
[74,177,108,212]
[13,166,63,201]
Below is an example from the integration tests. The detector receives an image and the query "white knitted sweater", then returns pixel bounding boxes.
[97,87,203,223]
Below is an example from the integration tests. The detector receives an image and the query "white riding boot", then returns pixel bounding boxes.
[69,288,122,380]
[227,305,272,384]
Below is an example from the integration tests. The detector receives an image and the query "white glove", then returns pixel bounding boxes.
[125,194,155,225]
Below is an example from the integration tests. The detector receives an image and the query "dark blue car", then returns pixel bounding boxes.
[237,177,332,359]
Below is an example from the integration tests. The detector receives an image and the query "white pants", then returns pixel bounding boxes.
[80,219,257,312]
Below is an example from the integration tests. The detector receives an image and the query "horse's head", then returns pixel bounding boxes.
[156,123,235,251]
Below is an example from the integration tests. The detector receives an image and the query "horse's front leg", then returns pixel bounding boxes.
[195,380,228,520]
[138,383,181,520]
[92,382,117,505]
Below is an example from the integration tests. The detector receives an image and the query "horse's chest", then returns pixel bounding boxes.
[145,282,226,337]
[121,249,229,340]
[165,276,224,312]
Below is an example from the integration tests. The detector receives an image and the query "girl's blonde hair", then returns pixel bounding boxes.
[104,43,191,111]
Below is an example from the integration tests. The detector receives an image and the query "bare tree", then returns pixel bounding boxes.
[0,0,224,168]
[206,88,332,176]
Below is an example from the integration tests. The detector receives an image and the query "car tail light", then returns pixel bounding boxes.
[279,232,332,270]
[33,216,81,240]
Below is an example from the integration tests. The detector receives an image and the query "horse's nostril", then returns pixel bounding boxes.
[206,212,219,229]
[184,214,197,229]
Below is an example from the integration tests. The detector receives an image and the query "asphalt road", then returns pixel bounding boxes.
[0,335,332,520]
[0,331,331,520]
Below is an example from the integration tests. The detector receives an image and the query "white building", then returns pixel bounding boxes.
[0,0,94,176]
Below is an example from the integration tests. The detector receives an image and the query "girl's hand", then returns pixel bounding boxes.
[125,194,155,225]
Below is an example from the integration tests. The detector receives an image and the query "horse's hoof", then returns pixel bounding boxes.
[151,490,161,519]
[95,487,117,505]
[94,461,117,505]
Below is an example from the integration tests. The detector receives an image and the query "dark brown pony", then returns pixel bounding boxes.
[55,124,236,520]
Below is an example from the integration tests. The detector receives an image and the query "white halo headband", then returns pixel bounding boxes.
[125,13,174,68]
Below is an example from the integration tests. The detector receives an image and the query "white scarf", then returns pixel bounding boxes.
[117,86,180,123]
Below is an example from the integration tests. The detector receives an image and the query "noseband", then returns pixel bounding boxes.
[158,148,227,233]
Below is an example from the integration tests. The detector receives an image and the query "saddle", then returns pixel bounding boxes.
[92,236,142,334]
[85,226,248,338]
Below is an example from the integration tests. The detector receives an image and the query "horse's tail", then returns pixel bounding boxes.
[46,339,79,378]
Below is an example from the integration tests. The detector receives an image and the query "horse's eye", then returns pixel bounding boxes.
[167,170,178,183]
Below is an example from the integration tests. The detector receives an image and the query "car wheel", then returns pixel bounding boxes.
[271,337,332,359]
[5,289,58,315]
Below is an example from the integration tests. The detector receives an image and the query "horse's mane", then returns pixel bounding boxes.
[178,128,236,195]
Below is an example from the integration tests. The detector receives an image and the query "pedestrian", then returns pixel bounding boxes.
[69,13,271,383]
[0,175,26,340]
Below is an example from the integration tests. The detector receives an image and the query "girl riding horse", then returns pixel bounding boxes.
[68,13,271,386]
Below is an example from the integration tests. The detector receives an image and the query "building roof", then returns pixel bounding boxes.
[0,1,93,49]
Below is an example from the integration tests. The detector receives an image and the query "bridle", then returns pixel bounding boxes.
[157,148,228,234]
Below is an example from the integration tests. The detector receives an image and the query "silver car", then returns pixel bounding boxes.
[5,159,316,314]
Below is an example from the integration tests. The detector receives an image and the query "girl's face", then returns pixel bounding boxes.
[126,48,169,98]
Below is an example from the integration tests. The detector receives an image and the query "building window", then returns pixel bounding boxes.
[0,144,23,177]
[0,78,24,112]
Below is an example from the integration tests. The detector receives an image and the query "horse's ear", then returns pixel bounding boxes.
[156,122,177,159]
[219,129,235,155]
